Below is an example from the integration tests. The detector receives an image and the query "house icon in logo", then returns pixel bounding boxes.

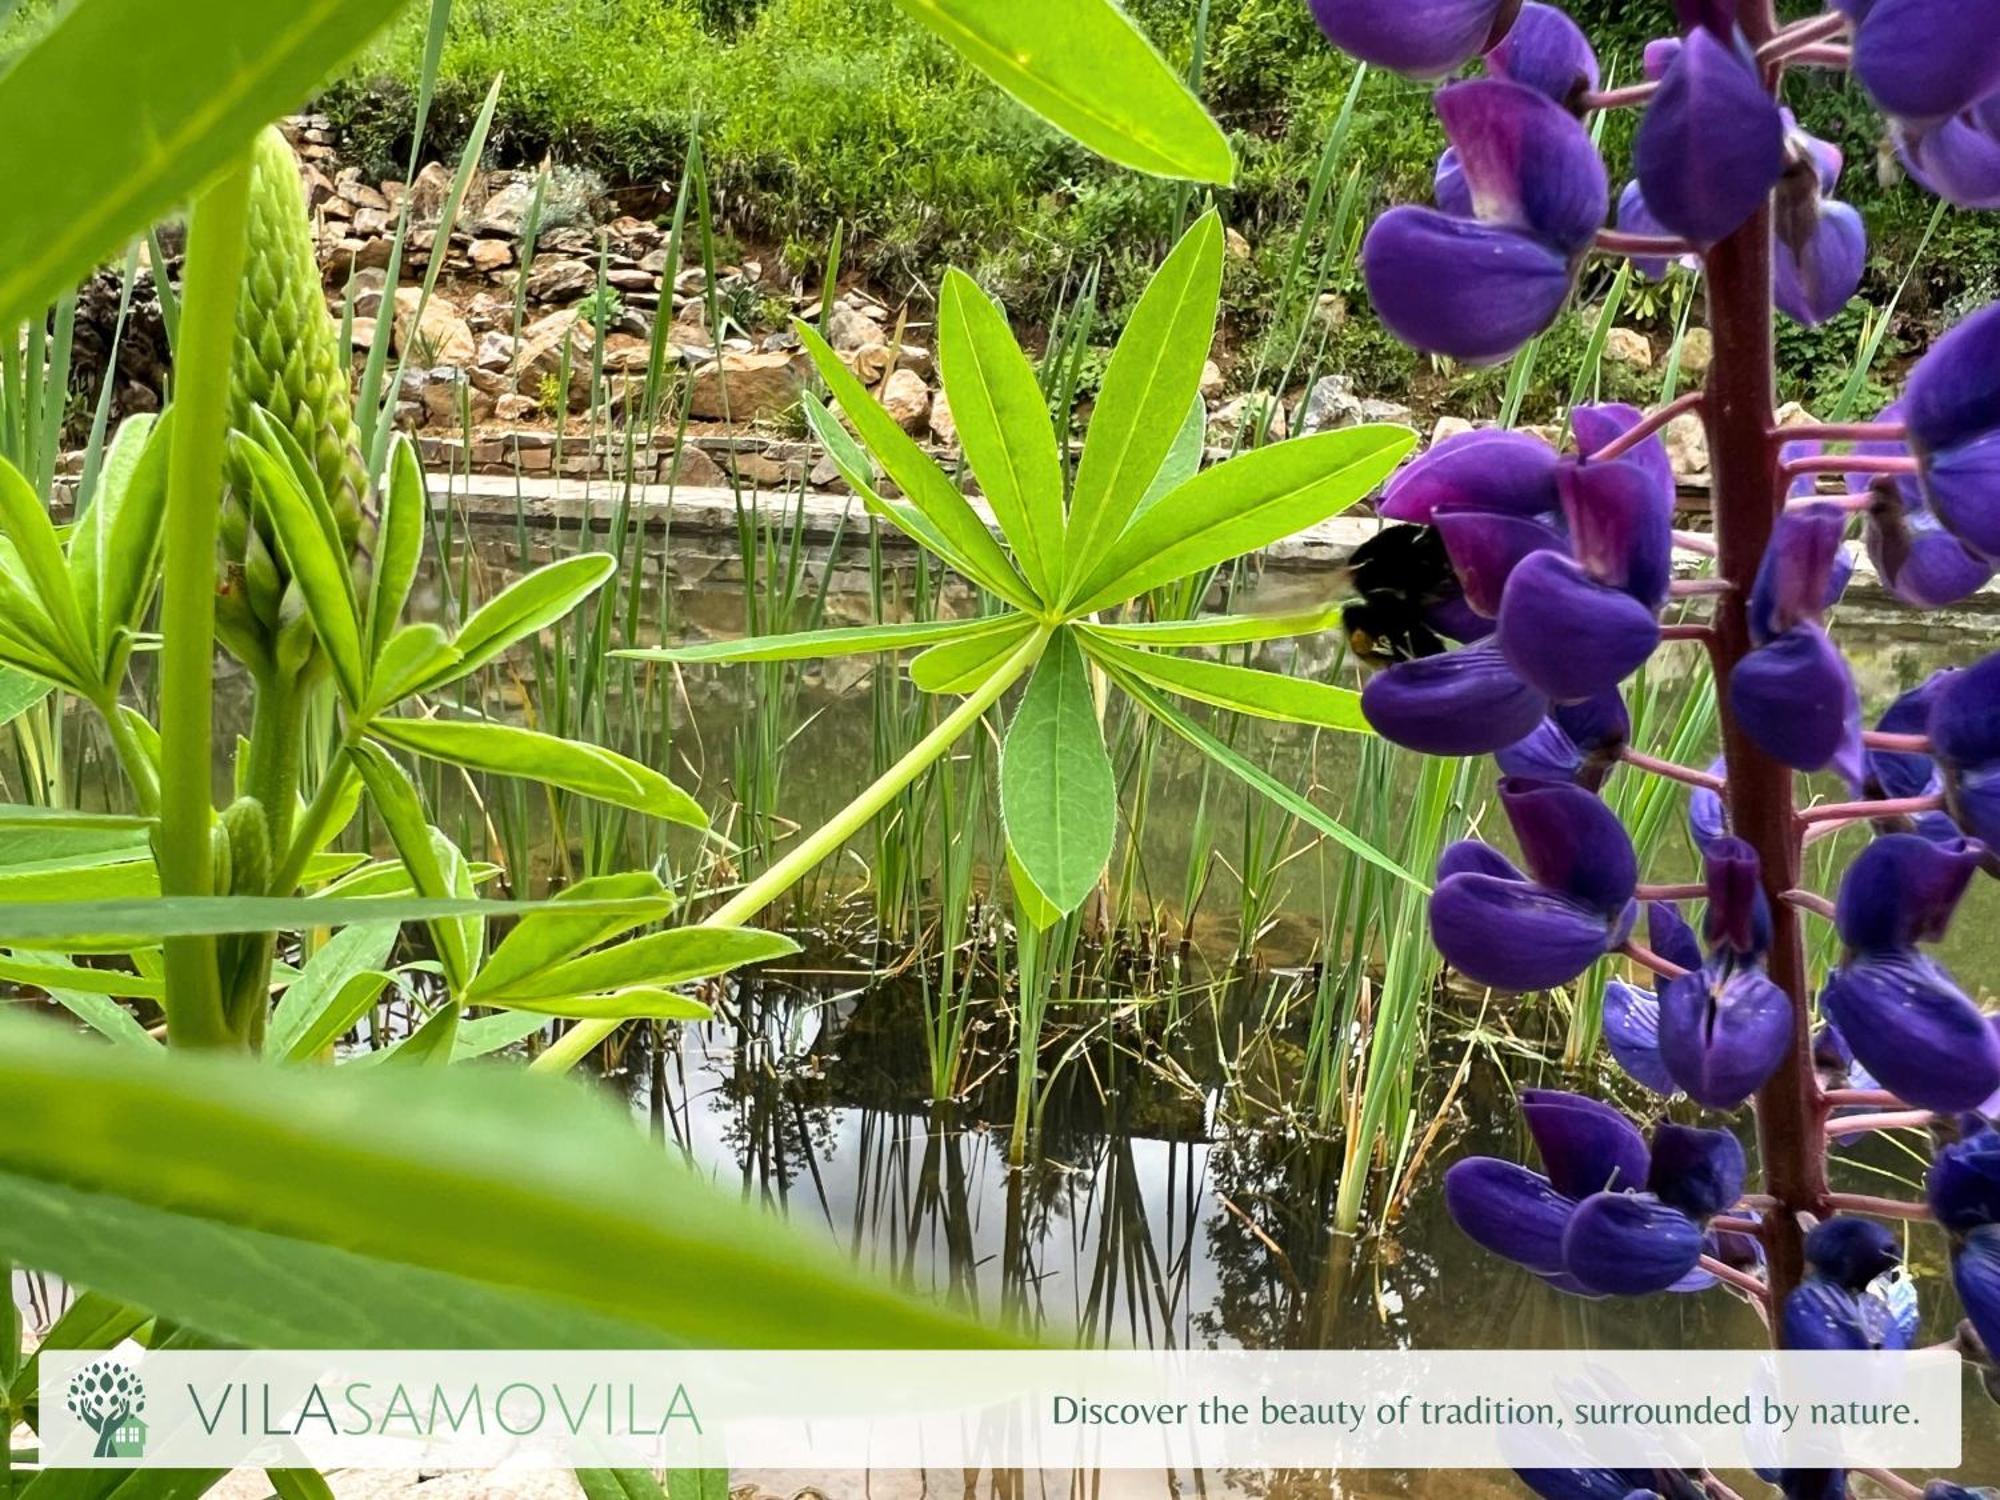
[64,1358,148,1460]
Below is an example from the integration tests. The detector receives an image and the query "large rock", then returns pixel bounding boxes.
[525,258,595,305]
[407,161,456,225]
[1677,327,1714,380]
[1604,327,1653,370]
[880,368,930,434]
[476,179,537,238]
[930,387,958,448]
[514,312,596,409]
[391,287,474,366]
[827,302,887,352]
[1664,411,1709,483]
[1296,374,1411,435]
[686,350,809,421]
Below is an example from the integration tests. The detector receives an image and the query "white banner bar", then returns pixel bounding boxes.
[39,1349,1960,1471]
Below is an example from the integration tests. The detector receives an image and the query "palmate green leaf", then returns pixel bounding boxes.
[363,621,459,714]
[347,746,458,990]
[44,988,160,1051]
[69,409,170,679]
[281,969,394,1062]
[1068,424,1417,615]
[0,805,150,832]
[799,394,984,572]
[617,614,1008,666]
[476,927,799,1005]
[0,1018,1015,1350]
[235,431,365,707]
[468,872,674,1004]
[415,552,617,693]
[267,921,399,1056]
[908,614,1038,693]
[1135,394,1207,519]
[1004,842,1065,933]
[369,436,428,658]
[795,322,1038,611]
[8,1289,148,1414]
[0,452,92,678]
[0,953,162,999]
[384,1000,461,1069]
[0,0,408,332]
[999,629,1115,916]
[1104,665,1425,891]
[887,0,1232,184]
[937,268,1065,599]
[1081,635,1370,731]
[1062,214,1224,600]
[480,987,715,1022]
[1081,602,1346,648]
[369,717,706,827]
[0,668,53,729]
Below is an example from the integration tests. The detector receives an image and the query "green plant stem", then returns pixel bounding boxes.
[243,668,309,854]
[271,750,358,895]
[532,625,1054,1074]
[94,693,159,815]
[157,156,253,1052]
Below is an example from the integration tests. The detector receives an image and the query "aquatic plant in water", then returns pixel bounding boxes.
[1308,0,2000,1491]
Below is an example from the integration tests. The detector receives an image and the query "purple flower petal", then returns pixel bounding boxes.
[1362,207,1580,364]
[1948,760,2000,847]
[1497,551,1662,703]
[1633,27,1787,248]
[1850,0,2000,122]
[1651,899,1702,974]
[1658,963,1793,1109]
[1615,182,1677,281]
[1775,199,1866,327]
[1689,765,1728,854]
[1701,837,1771,959]
[1443,1156,1575,1274]
[1436,506,1567,615]
[1308,0,1523,78]
[1905,300,2000,456]
[1727,624,1862,788]
[1501,776,1639,914]
[1573,403,1677,505]
[1926,1127,2000,1232]
[1865,492,1996,606]
[1897,98,2000,210]
[1834,831,1983,951]
[1929,652,2000,767]
[1604,979,1674,1094]
[1436,147,1473,217]
[1922,427,2000,562]
[1381,428,1563,523]
[1440,839,1527,883]
[1868,675,1949,799]
[1647,1120,1746,1222]
[1430,869,1631,990]
[1805,1217,1902,1291]
[1522,1087,1651,1198]
[1561,1191,1704,1295]
[1558,456,1674,607]
[1484,1,1600,106]
[1821,951,2000,1114]
[1782,1278,1902,1351]
[1437,79,1609,253]
[1643,38,1683,81]
[1748,503,1850,642]
[1951,1223,2000,1361]
[1361,640,1550,755]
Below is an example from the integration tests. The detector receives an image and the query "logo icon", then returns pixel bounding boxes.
[65,1358,147,1459]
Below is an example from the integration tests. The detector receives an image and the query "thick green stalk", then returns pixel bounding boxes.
[243,668,308,855]
[157,158,253,1051]
[271,751,358,895]
[532,626,1053,1073]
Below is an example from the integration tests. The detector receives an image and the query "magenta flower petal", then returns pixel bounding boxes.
[1435,506,1566,615]
[1658,964,1793,1109]
[1561,1191,1704,1295]
[1775,199,1866,327]
[1522,1088,1651,1198]
[1496,551,1662,703]
[1646,1120,1746,1223]
[1361,640,1549,755]
[1362,207,1580,364]
[1443,1157,1574,1275]
[1821,952,2000,1114]
[1748,503,1850,642]
[1484,1,1600,107]
[1850,0,2000,122]
[1557,456,1674,607]
[1953,1223,2000,1359]
[1927,1127,2000,1232]
[1501,776,1638,914]
[1430,869,1631,990]
[1604,980,1673,1094]
[1381,428,1562,522]
[1632,27,1786,247]
[1437,79,1608,252]
[1727,624,1862,787]
[1308,0,1523,78]
[1898,99,2000,210]
[1834,832,1983,951]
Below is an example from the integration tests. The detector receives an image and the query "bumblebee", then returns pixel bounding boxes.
[1337,523,1464,669]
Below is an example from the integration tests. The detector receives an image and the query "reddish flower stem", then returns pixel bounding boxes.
[1785,43,1853,67]
[1621,939,1691,981]
[1581,81,1659,110]
[1621,746,1727,791]
[1780,887,1836,921]
[1857,1472,1923,1500]
[1637,882,1707,901]
[1778,420,1907,444]
[1673,529,1719,556]
[1660,623,1715,642]
[1863,730,1930,752]
[1710,1215,1764,1235]
[1700,1254,1771,1299]
[1782,491,1874,512]
[1706,8,1827,1306]
[1755,10,1849,62]
[1588,391,1707,462]
[1824,1109,1936,1139]
[1785,452,1918,475]
[1595,228,1695,257]
[1798,793,1944,825]
[1825,1192,1936,1222]
[1821,1089,1909,1109]
[1670,578,1733,597]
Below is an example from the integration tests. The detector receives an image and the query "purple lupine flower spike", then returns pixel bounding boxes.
[1928,1125,2000,1232]
[1380,428,1564,523]
[1308,0,1524,79]
[1484,1,1600,108]
[1428,777,1637,990]
[1846,0,2000,123]
[1727,503,1864,789]
[1604,903,1696,1095]
[1773,116,1866,326]
[1926,651,2000,849]
[1897,98,2000,210]
[1361,639,1549,755]
[1959,1225,2000,1362]
[1362,80,1607,363]
[1850,403,1995,608]
[1782,1219,1911,1352]
[1496,689,1630,789]
[1820,834,2000,1112]
[1903,301,2000,560]
[1861,673,1967,841]
[1656,838,1793,1109]
[1633,25,1786,248]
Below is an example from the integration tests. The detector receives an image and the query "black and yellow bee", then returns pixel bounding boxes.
[1337,523,1465,670]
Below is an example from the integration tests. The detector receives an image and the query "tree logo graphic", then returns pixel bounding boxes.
[65,1358,148,1459]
